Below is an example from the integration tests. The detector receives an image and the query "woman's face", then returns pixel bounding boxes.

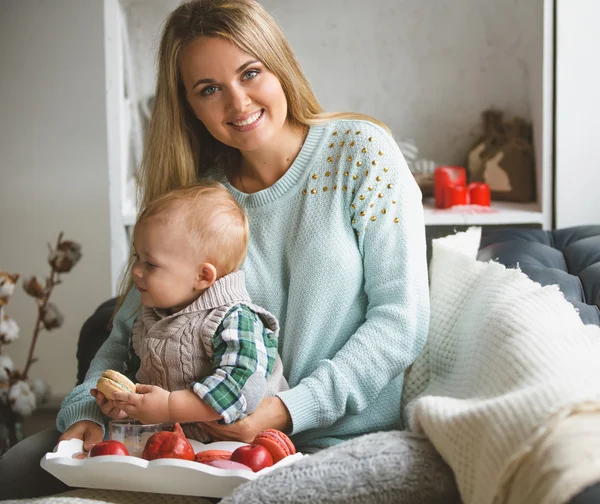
[180,36,289,153]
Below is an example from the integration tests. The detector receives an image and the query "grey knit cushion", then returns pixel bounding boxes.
[221,430,460,504]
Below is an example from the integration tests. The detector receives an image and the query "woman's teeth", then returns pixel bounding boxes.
[233,110,262,127]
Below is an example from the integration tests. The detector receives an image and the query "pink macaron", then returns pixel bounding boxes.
[207,459,252,471]
[252,429,296,463]
[195,449,233,465]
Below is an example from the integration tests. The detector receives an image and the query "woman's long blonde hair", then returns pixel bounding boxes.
[116,0,389,314]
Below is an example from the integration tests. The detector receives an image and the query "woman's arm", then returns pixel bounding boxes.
[200,395,291,443]
[56,288,141,434]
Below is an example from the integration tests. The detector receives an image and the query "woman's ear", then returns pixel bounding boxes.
[195,263,217,290]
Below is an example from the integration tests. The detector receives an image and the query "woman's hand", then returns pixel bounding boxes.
[90,388,128,420]
[58,420,104,453]
[200,396,292,443]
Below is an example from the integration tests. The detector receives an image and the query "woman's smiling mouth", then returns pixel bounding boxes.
[229,109,264,131]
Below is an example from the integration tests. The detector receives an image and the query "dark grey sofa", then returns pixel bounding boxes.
[478,225,600,326]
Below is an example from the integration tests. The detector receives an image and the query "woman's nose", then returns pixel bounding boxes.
[227,85,251,113]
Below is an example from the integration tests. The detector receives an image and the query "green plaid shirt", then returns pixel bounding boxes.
[191,304,278,424]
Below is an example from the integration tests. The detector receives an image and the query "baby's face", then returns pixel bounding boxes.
[131,219,203,311]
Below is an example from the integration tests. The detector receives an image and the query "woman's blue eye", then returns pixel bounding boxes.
[243,70,259,80]
[200,85,218,96]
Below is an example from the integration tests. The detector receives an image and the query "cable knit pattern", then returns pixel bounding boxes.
[402,228,600,504]
[132,271,254,390]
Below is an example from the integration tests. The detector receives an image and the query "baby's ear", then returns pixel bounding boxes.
[195,263,217,290]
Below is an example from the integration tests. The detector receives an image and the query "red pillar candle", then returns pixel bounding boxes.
[445,184,468,207]
[434,166,466,208]
[468,182,491,206]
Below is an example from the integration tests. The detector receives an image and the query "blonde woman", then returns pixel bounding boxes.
[57,0,429,450]
[1,0,429,499]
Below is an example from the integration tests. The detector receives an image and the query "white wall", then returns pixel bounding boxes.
[123,0,542,165]
[555,0,600,227]
[0,1,112,398]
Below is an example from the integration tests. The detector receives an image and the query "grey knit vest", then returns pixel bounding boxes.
[131,270,288,418]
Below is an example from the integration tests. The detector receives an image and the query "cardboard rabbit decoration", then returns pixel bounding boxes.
[467,110,505,183]
[467,110,536,202]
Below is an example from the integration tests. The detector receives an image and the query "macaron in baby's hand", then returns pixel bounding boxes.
[252,429,296,463]
[96,370,136,400]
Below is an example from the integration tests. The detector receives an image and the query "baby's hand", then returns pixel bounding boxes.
[113,384,170,424]
[90,388,128,420]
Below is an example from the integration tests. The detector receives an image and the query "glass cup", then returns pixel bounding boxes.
[108,419,164,457]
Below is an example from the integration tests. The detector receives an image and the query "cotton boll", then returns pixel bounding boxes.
[0,314,20,343]
[30,377,51,405]
[22,276,47,299]
[0,355,14,383]
[0,272,19,304]
[41,303,63,330]
[9,380,37,416]
[48,240,82,273]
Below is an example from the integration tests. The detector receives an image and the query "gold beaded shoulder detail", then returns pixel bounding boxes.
[301,123,402,230]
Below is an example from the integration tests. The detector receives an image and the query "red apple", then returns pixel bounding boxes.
[89,440,129,457]
[230,444,273,472]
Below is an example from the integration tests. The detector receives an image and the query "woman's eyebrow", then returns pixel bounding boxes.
[236,59,260,73]
[192,60,260,89]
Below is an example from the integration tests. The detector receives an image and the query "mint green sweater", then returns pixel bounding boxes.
[57,119,430,448]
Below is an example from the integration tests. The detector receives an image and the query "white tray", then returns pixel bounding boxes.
[41,438,305,499]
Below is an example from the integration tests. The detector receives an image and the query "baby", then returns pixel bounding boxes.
[108,181,288,439]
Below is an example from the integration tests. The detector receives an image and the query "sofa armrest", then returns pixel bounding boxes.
[478,225,600,326]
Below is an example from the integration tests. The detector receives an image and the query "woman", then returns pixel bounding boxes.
[56,0,430,451]
[0,0,429,498]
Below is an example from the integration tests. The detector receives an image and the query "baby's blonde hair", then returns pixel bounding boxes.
[135,180,248,278]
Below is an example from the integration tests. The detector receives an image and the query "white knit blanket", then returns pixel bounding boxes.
[403,227,600,504]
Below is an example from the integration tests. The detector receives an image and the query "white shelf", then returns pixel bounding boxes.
[423,200,544,226]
